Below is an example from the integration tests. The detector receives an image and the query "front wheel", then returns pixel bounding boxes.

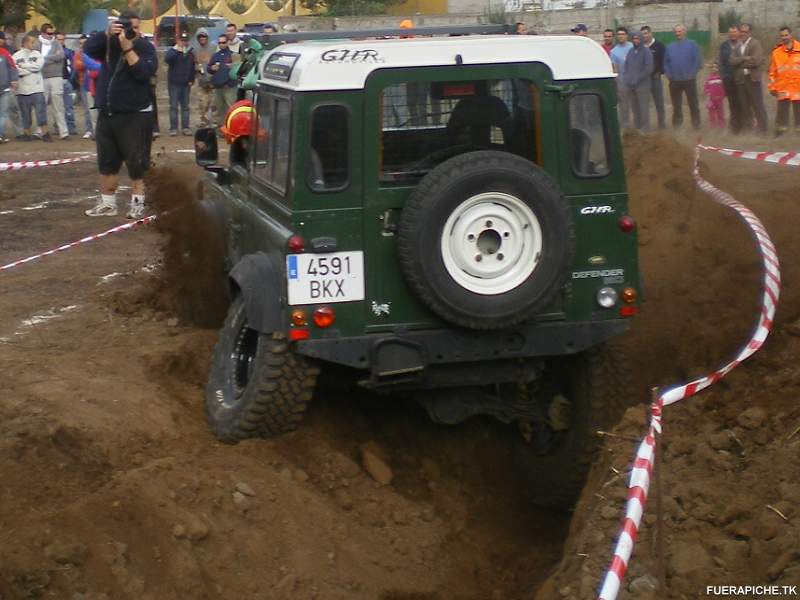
[514,344,629,509]
[205,295,319,443]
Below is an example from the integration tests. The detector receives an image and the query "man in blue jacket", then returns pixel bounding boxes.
[165,32,196,136]
[664,23,702,130]
[208,34,236,123]
[625,32,654,131]
[610,27,633,128]
[55,31,77,135]
[83,11,157,219]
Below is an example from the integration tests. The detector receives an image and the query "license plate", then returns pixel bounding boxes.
[287,251,365,305]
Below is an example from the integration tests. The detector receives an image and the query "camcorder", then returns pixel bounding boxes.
[116,17,137,40]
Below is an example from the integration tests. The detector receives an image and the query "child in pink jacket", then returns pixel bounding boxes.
[704,63,726,129]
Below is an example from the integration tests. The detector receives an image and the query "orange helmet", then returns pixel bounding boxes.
[220,99,254,144]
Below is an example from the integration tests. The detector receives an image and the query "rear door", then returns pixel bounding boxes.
[361,64,558,331]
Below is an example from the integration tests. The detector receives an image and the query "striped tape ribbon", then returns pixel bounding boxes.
[0,155,93,172]
[698,144,800,166]
[597,146,781,600]
[0,215,158,273]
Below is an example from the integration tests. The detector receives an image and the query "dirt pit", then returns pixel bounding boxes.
[537,133,800,599]
[0,137,566,600]
[1,131,799,599]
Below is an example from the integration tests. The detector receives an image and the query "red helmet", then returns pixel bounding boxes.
[220,99,254,144]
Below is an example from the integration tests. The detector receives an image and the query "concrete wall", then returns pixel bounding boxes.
[274,0,798,37]
[282,13,490,30]
[451,0,800,40]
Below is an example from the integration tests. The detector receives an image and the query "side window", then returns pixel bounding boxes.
[253,96,274,178]
[252,94,291,194]
[568,94,610,177]
[308,105,350,192]
[273,99,291,192]
[379,78,539,184]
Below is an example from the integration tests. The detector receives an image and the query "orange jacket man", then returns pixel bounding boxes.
[768,26,800,135]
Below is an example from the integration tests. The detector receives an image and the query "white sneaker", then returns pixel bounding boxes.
[82,131,93,139]
[85,201,118,217]
[126,200,146,220]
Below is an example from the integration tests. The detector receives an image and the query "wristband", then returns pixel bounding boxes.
[123,48,134,55]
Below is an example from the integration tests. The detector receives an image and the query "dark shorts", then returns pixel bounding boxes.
[95,111,154,180]
[17,93,47,129]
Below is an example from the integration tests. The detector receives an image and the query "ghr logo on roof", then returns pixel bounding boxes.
[320,49,384,63]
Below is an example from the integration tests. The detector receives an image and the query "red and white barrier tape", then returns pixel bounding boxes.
[0,154,93,172]
[597,146,780,600]
[0,215,157,273]
[698,144,800,166]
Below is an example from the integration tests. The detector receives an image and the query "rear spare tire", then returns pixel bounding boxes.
[397,150,573,330]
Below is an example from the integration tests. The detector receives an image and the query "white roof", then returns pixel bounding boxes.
[257,35,614,91]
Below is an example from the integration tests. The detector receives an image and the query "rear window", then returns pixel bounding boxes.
[308,105,350,192]
[568,94,610,178]
[379,78,540,184]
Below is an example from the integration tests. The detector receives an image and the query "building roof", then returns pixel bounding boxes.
[256,35,614,91]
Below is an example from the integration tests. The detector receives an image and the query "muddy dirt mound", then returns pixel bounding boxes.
[0,145,567,600]
[536,135,800,599]
[622,132,765,396]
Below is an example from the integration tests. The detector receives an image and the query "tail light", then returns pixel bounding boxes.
[618,215,636,233]
[289,328,310,341]
[288,235,305,253]
[622,287,638,304]
[313,307,335,328]
[291,309,307,326]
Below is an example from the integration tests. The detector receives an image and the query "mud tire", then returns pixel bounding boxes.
[206,295,319,443]
[516,344,629,509]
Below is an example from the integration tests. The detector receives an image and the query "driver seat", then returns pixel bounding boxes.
[446,95,511,146]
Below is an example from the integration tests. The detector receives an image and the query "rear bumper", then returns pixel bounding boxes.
[294,319,628,375]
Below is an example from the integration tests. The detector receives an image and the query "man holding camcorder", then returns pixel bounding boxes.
[83,10,157,219]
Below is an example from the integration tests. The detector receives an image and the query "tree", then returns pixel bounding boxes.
[32,0,99,31]
[1,0,32,28]
[314,0,404,17]
[31,0,147,32]
[185,0,216,14]
[130,0,174,20]
[227,0,251,14]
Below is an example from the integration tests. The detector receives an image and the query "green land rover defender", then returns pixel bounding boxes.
[194,25,640,506]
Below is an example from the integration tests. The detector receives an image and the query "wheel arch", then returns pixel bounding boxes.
[229,252,285,333]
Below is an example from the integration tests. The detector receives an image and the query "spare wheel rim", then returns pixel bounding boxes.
[440,192,543,295]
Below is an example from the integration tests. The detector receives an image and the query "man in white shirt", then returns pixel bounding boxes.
[34,23,69,139]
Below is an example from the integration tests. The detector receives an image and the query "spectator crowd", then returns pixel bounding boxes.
[0,19,264,144]
[1,19,799,144]
[572,20,799,136]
